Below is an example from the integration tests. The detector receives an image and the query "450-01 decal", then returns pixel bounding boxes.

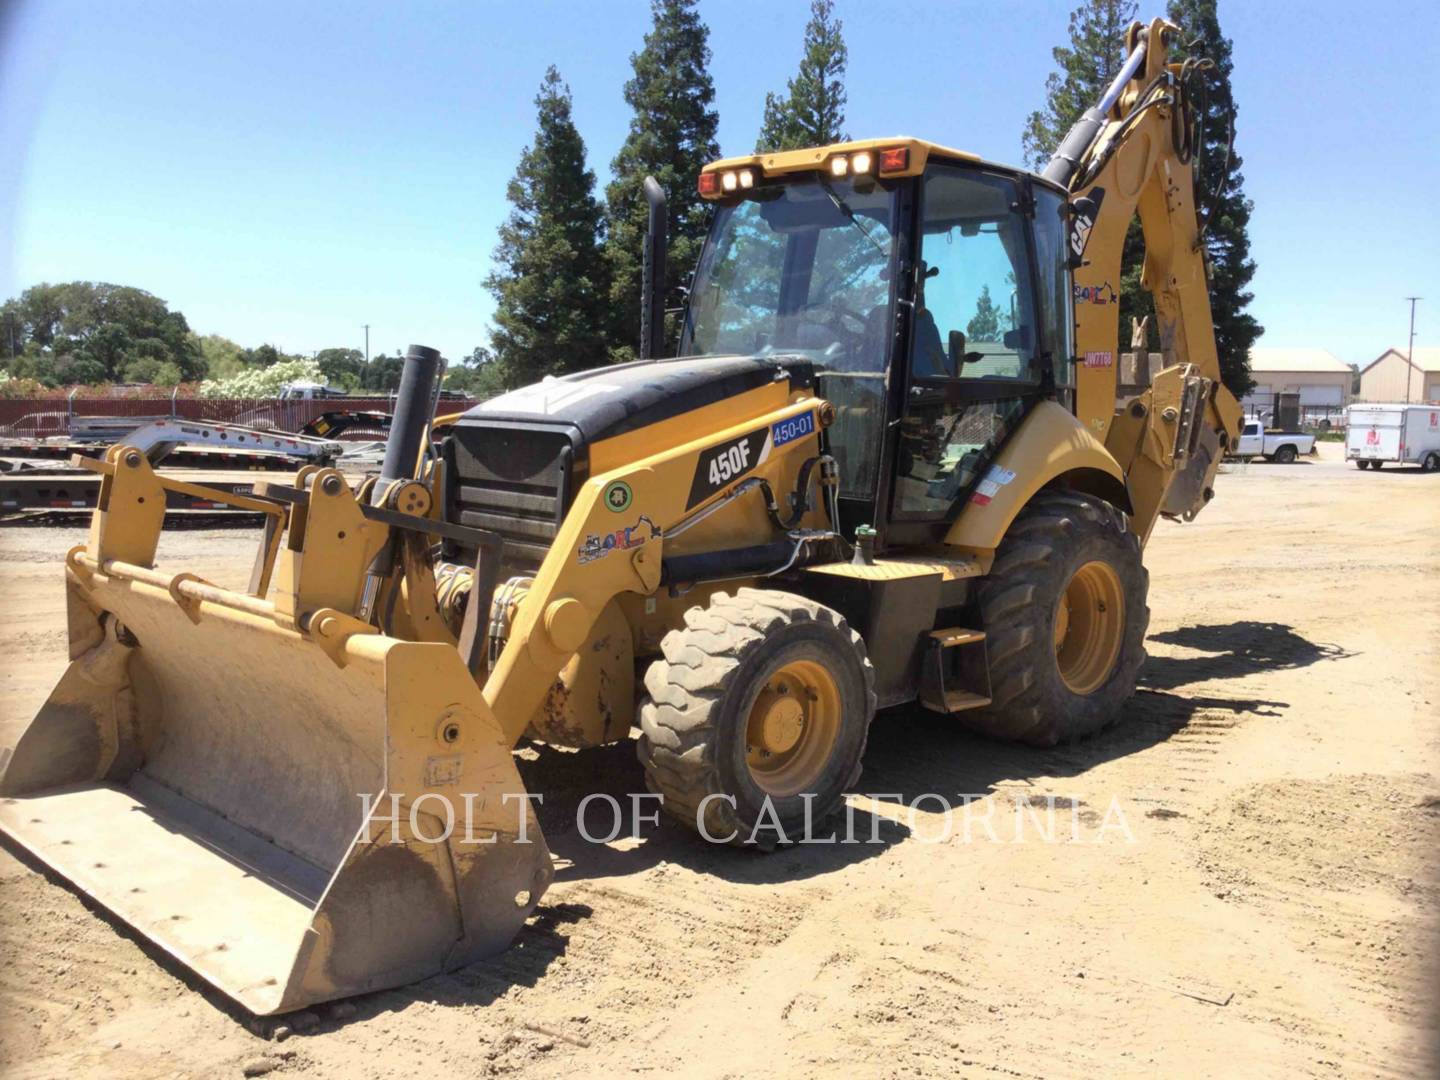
[685,410,816,510]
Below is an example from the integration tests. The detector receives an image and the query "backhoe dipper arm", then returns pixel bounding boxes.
[1045,17,1242,539]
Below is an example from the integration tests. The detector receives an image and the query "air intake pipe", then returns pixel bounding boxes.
[376,344,443,492]
[639,176,668,361]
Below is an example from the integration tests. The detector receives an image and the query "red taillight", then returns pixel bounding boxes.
[697,172,719,196]
[878,146,909,174]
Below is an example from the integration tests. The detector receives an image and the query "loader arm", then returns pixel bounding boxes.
[1050,16,1242,540]
[483,395,830,745]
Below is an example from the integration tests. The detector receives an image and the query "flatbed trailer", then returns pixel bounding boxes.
[0,441,307,471]
[1,467,362,522]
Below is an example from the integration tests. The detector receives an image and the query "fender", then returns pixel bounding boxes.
[944,400,1130,555]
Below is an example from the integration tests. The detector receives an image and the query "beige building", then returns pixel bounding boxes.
[1242,347,1353,418]
[1358,347,1440,403]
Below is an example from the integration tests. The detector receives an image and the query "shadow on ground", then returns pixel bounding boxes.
[1141,620,1352,692]
[524,620,1345,890]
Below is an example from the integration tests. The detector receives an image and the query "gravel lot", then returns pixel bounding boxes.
[1,441,1436,1078]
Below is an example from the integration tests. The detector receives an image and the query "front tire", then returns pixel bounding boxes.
[637,589,876,844]
[1423,453,1440,473]
[962,492,1148,746]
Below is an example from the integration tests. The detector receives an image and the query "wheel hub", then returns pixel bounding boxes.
[752,690,805,753]
[744,660,842,796]
[1054,560,1125,696]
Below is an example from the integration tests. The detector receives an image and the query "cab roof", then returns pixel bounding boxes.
[700,136,1064,194]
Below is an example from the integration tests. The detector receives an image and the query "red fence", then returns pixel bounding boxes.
[0,396,418,438]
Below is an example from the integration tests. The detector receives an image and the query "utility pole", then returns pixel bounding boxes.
[1404,298,1420,404]
[362,324,371,366]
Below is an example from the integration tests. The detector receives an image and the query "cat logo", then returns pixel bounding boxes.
[1068,187,1105,261]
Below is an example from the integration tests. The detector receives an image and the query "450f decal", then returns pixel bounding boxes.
[684,411,816,510]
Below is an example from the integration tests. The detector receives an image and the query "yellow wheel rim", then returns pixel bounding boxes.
[745,659,842,797]
[1054,560,1125,696]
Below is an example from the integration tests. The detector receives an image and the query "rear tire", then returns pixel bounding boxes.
[1354,460,1368,470]
[637,589,876,844]
[1372,460,1384,470]
[1423,453,1440,473]
[961,492,1148,746]
[1273,444,1298,464]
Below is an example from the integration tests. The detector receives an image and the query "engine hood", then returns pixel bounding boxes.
[457,354,815,451]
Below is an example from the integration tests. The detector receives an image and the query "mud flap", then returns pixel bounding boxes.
[0,570,553,1015]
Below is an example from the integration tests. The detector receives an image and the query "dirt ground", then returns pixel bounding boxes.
[1,441,1437,1078]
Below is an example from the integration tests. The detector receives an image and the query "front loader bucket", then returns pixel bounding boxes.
[0,563,553,1015]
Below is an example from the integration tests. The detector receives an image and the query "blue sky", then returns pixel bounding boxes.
[2,0,1436,369]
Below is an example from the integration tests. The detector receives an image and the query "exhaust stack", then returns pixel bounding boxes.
[639,176,668,361]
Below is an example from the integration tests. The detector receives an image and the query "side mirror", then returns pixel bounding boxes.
[1003,326,1033,352]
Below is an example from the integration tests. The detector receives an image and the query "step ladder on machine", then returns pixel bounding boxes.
[918,627,992,714]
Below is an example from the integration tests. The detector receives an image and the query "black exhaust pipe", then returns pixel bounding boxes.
[377,344,443,491]
[639,176,667,361]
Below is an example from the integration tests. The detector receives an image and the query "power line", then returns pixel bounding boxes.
[1404,297,1421,404]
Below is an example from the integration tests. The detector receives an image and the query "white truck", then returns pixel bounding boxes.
[1345,403,1440,471]
[1234,418,1315,463]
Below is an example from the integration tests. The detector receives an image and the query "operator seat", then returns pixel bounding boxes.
[911,307,950,379]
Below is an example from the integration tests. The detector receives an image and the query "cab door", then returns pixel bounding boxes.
[886,165,1062,541]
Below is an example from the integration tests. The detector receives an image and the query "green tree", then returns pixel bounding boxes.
[445,345,507,399]
[1021,0,1137,170]
[487,67,610,388]
[605,0,720,359]
[195,333,247,379]
[315,347,365,390]
[242,343,290,368]
[756,0,849,153]
[122,356,183,386]
[966,286,1002,341]
[0,282,203,383]
[361,353,405,392]
[1022,2,1152,355]
[1166,0,1259,397]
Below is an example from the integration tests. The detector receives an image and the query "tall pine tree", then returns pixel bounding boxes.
[756,0,849,152]
[486,68,610,388]
[1167,0,1259,396]
[1021,0,1137,171]
[605,0,720,360]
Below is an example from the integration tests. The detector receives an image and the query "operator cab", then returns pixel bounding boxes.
[682,138,1073,546]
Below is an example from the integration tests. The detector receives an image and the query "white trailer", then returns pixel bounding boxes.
[1345,403,1440,471]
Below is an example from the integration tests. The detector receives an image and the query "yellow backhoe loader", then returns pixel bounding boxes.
[0,18,1240,1014]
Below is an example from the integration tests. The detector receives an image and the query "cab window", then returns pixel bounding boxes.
[910,167,1040,383]
[892,166,1038,521]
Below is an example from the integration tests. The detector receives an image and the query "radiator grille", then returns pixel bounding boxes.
[445,424,574,569]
